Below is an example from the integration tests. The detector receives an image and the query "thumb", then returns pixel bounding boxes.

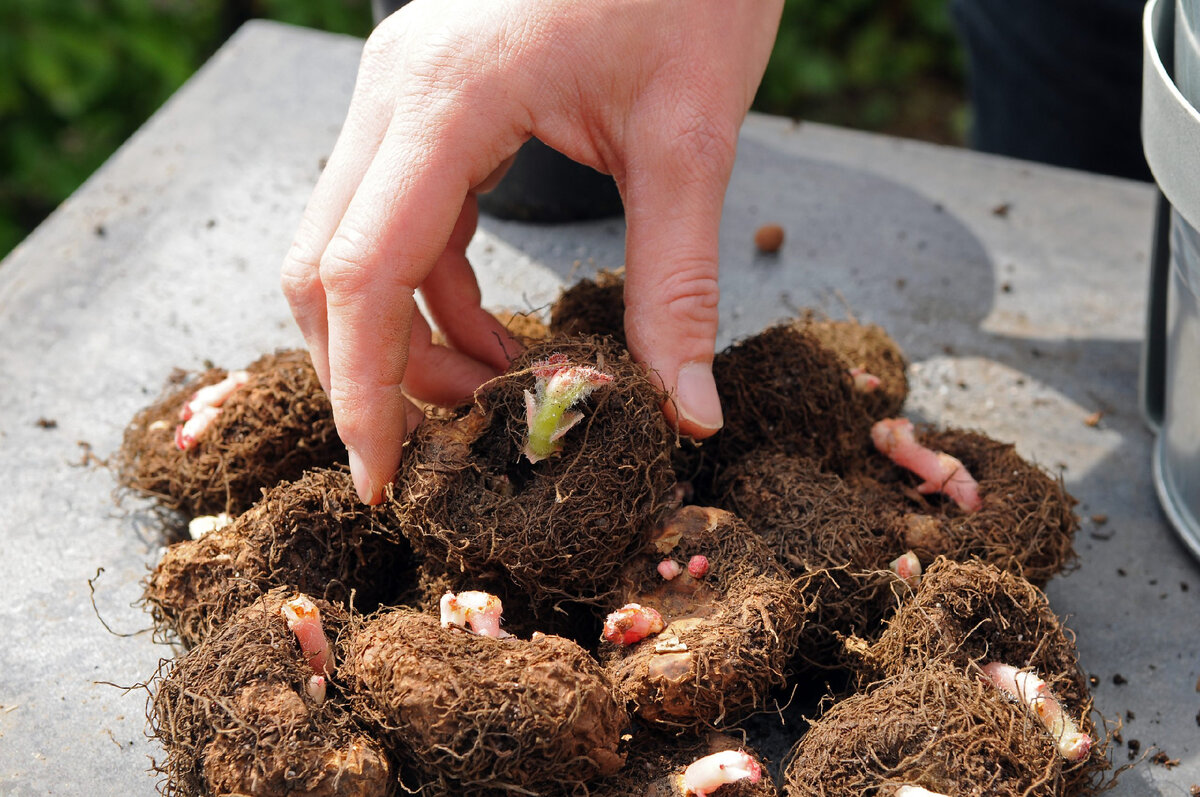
[620,120,737,438]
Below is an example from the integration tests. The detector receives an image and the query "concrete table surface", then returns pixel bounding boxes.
[1,19,1195,796]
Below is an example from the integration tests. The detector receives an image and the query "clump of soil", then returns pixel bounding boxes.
[681,318,907,498]
[148,589,390,797]
[784,663,1081,797]
[115,349,343,519]
[716,451,909,666]
[548,269,627,345]
[806,318,908,421]
[856,427,1078,586]
[600,505,805,729]
[340,608,626,795]
[857,558,1091,713]
[391,335,675,607]
[144,468,413,648]
[592,730,778,796]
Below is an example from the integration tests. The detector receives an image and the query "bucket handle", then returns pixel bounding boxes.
[1140,192,1172,431]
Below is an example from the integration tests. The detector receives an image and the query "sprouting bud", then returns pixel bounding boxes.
[173,370,251,450]
[306,675,327,705]
[687,555,710,579]
[280,595,333,677]
[980,662,1093,761]
[187,512,233,540]
[180,370,251,421]
[602,603,664,646]
[894,787,950,797]
[849,366,882,393]
[871,418,982,512]
[658,560,684,580]
[679,750,762,797]
[890,551,922,585]
[522,354,613,463]
[439,591,510,638]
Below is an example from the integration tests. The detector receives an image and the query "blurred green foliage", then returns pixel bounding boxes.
[0,0,372,258]
[0,0,963,260]
[756,0,966,141]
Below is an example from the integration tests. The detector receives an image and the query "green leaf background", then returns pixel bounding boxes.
[0,0,964,260]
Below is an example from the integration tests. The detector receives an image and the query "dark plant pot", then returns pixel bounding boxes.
[478,138,624,222]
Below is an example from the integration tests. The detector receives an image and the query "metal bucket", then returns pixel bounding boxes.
[1141,0,1200,558]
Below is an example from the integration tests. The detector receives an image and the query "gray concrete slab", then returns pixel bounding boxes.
[0,19,1194,796]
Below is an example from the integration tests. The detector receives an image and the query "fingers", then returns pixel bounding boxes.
[420,196,523,371]
[281,61,395,393]
[404,313,504,406]
[318,80,525,504]
[621,111,739,439]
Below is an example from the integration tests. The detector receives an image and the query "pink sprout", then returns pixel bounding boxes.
[687,555,710,579]
[680,750,762,797]
[658,559,684,580]
[174,370,250,451]
[306,675,327,705]
[894,787,949,797]
[439,591,510,638]
[849,366,882,392]
[890,551,922,584]
[602,603,664,646]
[871,418,982,512]
[280,595,333,677]
[981,662,1093,761]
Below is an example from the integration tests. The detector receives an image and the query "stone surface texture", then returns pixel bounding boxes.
[0,20,1192,796]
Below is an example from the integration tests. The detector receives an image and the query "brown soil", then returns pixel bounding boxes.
[548,268,626,345]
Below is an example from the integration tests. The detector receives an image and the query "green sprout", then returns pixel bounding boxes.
[522,354,613,464]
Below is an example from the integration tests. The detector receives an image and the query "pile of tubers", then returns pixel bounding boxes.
[117,272,1110,796]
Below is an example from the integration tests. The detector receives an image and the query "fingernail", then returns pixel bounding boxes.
[347,448,379,505]
[674,361,723,433]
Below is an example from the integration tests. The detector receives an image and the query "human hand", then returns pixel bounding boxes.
[281,0,784,504]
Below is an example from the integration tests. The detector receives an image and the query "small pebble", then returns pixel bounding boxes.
[753,223,785,254]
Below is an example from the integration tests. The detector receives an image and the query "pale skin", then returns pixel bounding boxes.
[281,0,785,504]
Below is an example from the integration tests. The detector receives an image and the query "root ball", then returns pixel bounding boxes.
[601,506,805,729]
[143,468,413,648]
[341,609,626,794]
[784,664,1073,797]
[116,349,342,519]
[148,589,390,797]
[391,336,675,606]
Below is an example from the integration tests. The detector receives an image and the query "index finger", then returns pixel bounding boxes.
[318,114,521,504]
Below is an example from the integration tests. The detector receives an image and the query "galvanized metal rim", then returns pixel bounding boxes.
[1152,432,1200,562]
